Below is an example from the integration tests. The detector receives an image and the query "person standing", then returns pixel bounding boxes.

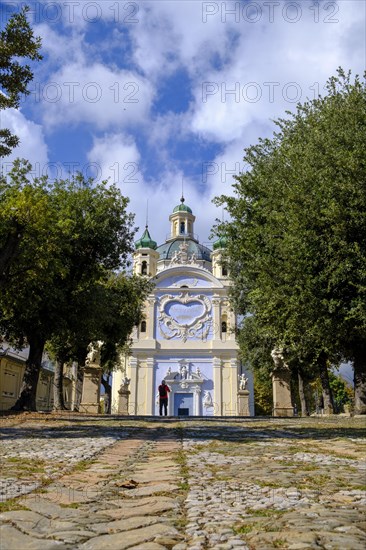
[158,380,171,416]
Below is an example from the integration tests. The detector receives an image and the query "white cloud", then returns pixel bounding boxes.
[129,0,234,80]
[0,109,49,175]
[15,0,364,246]
[87,132,141,187]
[87,132,221,246]
[190,0,365,144]
[40,62,154,130]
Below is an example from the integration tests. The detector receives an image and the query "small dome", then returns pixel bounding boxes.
[213,235,228,250]
[135,226,157,250]
[173,196,192,214]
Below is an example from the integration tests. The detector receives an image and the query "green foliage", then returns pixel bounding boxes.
[0,160,144,409]
[216,69,366,409]
[329,371,353,411]
[0,7,42,156]
[254,367,273,416]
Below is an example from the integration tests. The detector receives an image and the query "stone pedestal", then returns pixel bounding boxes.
[80,366,102,414]
[238,390,250,416]
[118,387,130,415]
[272,368,293,417]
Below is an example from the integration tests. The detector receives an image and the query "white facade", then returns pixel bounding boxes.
[111,200,254,416]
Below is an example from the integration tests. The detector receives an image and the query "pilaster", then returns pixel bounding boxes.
[128,357,138,415]
[212,296,221,342]
[147,296,156,339]
[213,356,222,416]
[230,358,239,415]
[145,357,155,414]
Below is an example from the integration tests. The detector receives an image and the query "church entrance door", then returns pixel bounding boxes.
[174,393,193,416]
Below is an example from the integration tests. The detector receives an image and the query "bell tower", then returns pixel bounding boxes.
[133,226,159,277]
[169,196,196,240]
[211,235,229,279]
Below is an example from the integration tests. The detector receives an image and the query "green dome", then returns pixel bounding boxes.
[173,196,192,214]
[135,226,157,250]
[213,235,228,250]
[156,238,211,262]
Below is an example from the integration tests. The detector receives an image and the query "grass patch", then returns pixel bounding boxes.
[298,473,332,488]
[234,524,254,535]
[178,480,189,491]
[33,487,48,494]
[72,459,94,472]
[175,450,189,479]
[273,538,287,548]
[0,499,29,513]
[4,457,48,476]
[245,508,279,518]
[299,464,318,471]
[255,480,283,489]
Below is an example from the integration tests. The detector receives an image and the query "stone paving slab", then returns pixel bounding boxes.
[0,414,365,549]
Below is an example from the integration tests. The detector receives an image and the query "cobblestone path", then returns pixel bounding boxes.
[0,415,365,549]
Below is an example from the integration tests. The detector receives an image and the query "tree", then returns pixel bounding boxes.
[0,6,42,157]
[48,273,152,412]
[0,159,53,288]
[216,69,366,413]
[329,372,353,413]
[0,164,136,410]
[98,273,152,413]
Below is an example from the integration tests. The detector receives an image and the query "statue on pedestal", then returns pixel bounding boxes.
[271,347,293,417]
[271,347,288,370]
[85,342,101,367]
[121,376,131,388]
[238,373,248,390]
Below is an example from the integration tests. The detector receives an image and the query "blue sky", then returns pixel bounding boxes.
[1,0,365,246]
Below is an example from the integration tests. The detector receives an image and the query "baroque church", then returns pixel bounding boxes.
[111,198,254,416]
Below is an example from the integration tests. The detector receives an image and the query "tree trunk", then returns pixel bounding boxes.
[101,376,111,414]
[354,342,366,414]
[11,334,45,411]
[53,357,66,410]
[298,371,309,416]
[317,351,334,413]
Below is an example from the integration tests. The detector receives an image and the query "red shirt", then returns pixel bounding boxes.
[158,384,171,399]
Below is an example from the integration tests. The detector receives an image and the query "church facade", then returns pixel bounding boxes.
[111,199,254,416]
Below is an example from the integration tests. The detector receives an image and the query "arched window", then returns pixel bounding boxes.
[222,265,228,277]
[221,321,227,333]
[141,261,148,275]
[180,221,185,234]
[140,320,146,333]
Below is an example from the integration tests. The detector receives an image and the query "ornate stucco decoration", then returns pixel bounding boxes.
[164,364,204,390]
[172,278,199,287]
[169,242,200,267]
[158,292,212,342]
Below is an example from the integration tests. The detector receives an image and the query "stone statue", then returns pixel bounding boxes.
[121,376,131,388]
[196,366,202,378]
[203,390,213,408]
[180,363,188,379]
[271,347,288,370]
[85,342,101,366]
[169,251,180,266]
[238,373,248,390]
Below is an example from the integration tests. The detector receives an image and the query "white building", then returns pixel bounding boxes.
[111,198,254,416]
